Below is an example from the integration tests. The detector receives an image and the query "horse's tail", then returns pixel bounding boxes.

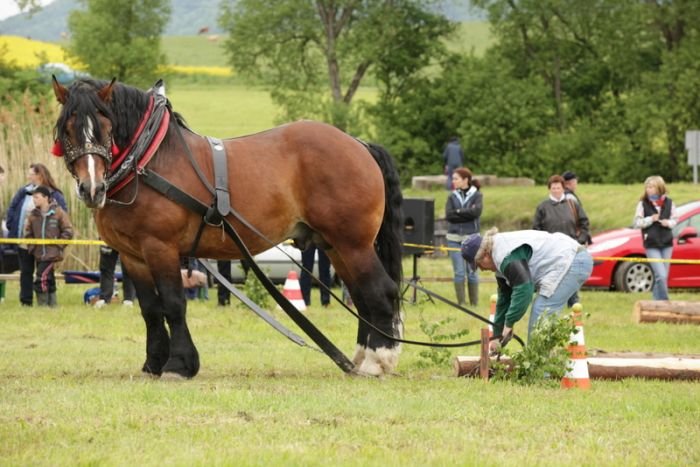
[367,143,404,295]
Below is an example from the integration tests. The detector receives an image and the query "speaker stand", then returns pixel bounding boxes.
[402,253,435,305]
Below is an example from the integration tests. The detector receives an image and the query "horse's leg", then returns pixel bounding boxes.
[132,245,199,378]
[327,255,370,367]
[336,250,401,376]
[121,255,170,376]
[156,263,199,379]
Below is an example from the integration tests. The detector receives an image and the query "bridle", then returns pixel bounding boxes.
[56,130,114,181]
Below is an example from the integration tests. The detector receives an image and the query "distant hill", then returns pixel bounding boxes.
[0,0,482,42]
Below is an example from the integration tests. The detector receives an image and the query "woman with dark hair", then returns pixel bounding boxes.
[445,167,482,306]
[6,163,67,306]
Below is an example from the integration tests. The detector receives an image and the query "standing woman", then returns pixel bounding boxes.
[6,163,67,306]
[445,167,482,306]
[633,176,677,301]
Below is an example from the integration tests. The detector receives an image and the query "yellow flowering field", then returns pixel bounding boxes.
[165,64,233,77]
[0,35,76,67]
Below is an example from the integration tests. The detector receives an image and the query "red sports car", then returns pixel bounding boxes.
[585,200,700,292]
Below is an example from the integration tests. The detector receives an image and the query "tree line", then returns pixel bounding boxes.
[5,0,699,184]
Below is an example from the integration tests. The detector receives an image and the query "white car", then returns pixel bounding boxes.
[229,243,333,284]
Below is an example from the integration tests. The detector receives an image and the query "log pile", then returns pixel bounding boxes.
[454,352,700,381]
[634,300,700,324]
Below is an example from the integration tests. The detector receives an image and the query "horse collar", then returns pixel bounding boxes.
[106,93,170,198]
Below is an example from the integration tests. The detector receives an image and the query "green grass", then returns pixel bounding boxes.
[168,83,278,137]
[1,270,700,465]
[167,83,378,137]
[161,35,229,67]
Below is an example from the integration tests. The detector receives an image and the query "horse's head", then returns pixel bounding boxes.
[52,76,117,208]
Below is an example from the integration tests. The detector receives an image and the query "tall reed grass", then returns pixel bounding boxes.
[0,93,100,270]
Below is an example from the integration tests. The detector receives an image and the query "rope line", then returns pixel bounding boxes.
[402,242,700,265]
[0,238,696,264]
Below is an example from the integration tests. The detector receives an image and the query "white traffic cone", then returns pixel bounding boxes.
[281,270,306,312]
[561,303,590,390]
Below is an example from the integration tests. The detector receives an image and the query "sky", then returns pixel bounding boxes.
[0,0,55,21]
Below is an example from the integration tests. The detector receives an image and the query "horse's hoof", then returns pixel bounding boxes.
[356,358,384,377]
[351,344,366,366]
[160,371,189,381]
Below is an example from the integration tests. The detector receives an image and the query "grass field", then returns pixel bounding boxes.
[4,23,700,466]
[1,271,699,465]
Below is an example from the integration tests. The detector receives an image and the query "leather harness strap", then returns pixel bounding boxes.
[208,136,231,218]
[197,259,311,349]
[139,168,355,374]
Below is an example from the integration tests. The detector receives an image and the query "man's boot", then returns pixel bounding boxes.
[48,292,58,308]
[36,292,49,307]
[468,282,479,307]
[454,282,466,306]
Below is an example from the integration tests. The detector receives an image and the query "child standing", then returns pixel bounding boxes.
[23,185,73,307]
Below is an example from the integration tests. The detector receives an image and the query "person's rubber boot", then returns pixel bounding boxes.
[468,282,479,307]
[36,292,49,307]
[48,292,58,308]
[454,282,466,306]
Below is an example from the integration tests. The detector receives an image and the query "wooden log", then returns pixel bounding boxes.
[588,352,700,380]
[634,300,700,324]
[454,353,700,380]
[453,356,512,378]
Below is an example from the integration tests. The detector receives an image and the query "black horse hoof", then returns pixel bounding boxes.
[161,354,199,379]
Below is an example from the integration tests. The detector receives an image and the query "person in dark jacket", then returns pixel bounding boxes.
[445,167,482,306]
[633,175,678,301]
[23,185,73,307]
[533,175,591,245]
[6,163,67,306]
[442,136,464,190]
[562,171,581,204]
[533,174,591,307]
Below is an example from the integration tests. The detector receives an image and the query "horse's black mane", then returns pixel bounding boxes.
[55,78,189,150]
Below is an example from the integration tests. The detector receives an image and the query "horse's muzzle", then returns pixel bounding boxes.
[78,179,107,208]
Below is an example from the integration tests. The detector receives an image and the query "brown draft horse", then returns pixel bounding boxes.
[51,77,404,378]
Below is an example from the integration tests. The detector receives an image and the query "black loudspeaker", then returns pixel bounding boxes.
[0,246,19,274]
[402,198,435,255]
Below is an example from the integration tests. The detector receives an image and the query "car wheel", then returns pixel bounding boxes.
[613,261,653,292]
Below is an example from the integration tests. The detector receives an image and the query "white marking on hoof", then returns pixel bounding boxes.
[375,346,400,374]
[160,372,188,381]
[356,346,400,377]
[357,354,383,377]
[352,344,366,366]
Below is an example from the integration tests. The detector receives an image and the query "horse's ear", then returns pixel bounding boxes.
[97,77,117,103]
[52,75,68,104]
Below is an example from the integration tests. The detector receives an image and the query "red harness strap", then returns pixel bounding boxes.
[107,105,170,197]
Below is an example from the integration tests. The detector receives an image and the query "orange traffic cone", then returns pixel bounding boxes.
[281,270,306,312]
[488,294,497,338]
[561,303,590,389]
